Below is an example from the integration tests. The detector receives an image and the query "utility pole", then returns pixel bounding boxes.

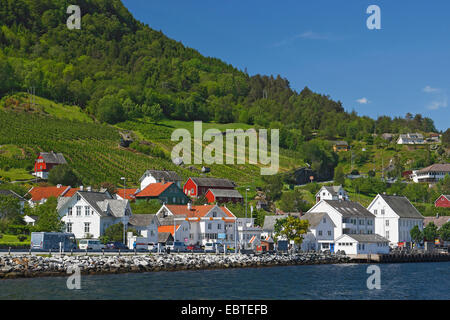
[121,177,126,245]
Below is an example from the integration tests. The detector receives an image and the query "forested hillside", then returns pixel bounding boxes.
[0,0,438,155]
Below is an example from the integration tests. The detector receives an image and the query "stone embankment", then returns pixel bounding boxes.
[0,252,350,279]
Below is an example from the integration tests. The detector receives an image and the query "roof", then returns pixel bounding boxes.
[207,188,243,198]
[300,212,336,228]
[333,141,348,146]
[76,191,129,218]
[416,163,450,174]
[316,186,344,197]
[115,188,138,200]
[135,182,173,198]
[29,186,70,201]
[0,189,25,201]
[128,214,157,227]
[189,177,236,188]
[139,170,182,183]
[158,225,180,236]
[63,188,80,198]
[423,216,450,229]
[158,232,174,243]
[378,194,424,219]
[39,152,67,164]
[163,204,236,219]
[336,234,390,243]
[323,200,375,218]
[263,215,290,232]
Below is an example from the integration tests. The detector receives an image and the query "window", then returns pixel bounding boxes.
[213,212,217,217]
[84,222,90,233]
[323,218,326,223]
[68,207,72,216]
[381,209,385,215]
[318,230,323,236]
[327,231,332,236]
[385,231,389,238]
[77,195,81,201]
[368,220,373,225]
[218,224,221,230]
[359,220,364,225]
[208,223,212,230]
[66,223,72,233]
[374,209,377,215]
[85,206,90,216]
[385,220,389,227]
[76,206,81,216]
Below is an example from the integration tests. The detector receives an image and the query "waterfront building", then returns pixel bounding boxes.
[299,212,335,251]
[334,234,390,255]
[127,214,159,242]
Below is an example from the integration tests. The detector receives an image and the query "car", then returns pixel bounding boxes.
[166,241,187,252]
[204,242,223,253]
[78,239,105,250]
[187,244,202,252]
[106,241,127,250]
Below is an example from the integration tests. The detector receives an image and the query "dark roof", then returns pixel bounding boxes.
[0,189,25,201]
[338,234,389,243]
[378,194,424,219]
[423,216,450,229]
[128,214,157,227]
[416,163,450,174]
[190,177,236,188]
[333,141,348,146]
[207,188,243,198]
[139,170,182,182]
[316,186,344,197]
[158,232,174,243]
[323,200,375,218]
[39,152,67,164]
[300,212,335,228]
[263,215,290,232]
[77,191,129,218]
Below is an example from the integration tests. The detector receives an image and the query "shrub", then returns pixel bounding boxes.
[17,235,27,242]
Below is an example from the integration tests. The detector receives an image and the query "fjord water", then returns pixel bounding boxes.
[1,262,449,300]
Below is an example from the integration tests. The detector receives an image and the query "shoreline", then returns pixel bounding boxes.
[0,252,350,280]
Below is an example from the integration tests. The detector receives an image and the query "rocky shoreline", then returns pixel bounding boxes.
[0,252,350,279]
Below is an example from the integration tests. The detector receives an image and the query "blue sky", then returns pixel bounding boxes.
[122,0,449,131]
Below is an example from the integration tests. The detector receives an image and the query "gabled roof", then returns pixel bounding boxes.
[336,234,389,243]
[29,186,71,201]
[139,170,182,182]
[161,204,236,219]
[158,232,174,243]
[323,200,375,218]
[135,182,173,198]
[263,215,290,232]
[75,191,129,218]
[0,189,25,201]
[423,216,450,229]
[158,225,180,236]
[63,188,80,198]
[189,177,236,188]
[377,194,424,219]
[207,188,243,198]
[300,212,336,228]
[316,186,344,197]
[115,188,138,200]
[38,152,67,164]
[416,163,450,174]
[128,214,157,227]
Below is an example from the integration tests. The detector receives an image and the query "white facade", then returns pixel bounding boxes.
[411,170,449,183]
[397,133,424,145]
[315,186,349,202]
[334,234,390,255]
[367,194,424,246]
[140,171,182,190]
[236,218,262,249]
[300,213,335,251]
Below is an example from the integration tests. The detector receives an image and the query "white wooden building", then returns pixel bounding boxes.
[139,170,182,191]
[334,234,390,255]
[299,212,335,251]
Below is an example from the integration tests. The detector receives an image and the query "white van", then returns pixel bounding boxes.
[79,239,105,250]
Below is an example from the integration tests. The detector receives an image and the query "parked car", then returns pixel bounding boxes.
[79,239,105,250]
[204,242,223,253]
[106,241,127,250]
[166,241,187,252]
[30,232,77,251]
[187,244,202,252]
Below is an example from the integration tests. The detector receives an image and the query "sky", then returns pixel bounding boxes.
[122,0,450,131]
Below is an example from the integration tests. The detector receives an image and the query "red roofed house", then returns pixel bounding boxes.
[435,195,450,208]
[183,177,236,198]
[33,152,67,179]
[27,185,71,207]
[115,188,138,201]
[134,182,189,205]
[156,203,237,246]
[205,188,243,204]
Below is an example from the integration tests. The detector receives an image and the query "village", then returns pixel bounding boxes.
[0,150,448,262]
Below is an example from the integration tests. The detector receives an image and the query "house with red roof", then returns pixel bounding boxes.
[435,195,450,208]
[156,203,237,246]
[27,185,71,207]
[134,182,189,205]
[115,188,138,201]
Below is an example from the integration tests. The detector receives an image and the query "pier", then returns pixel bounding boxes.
[349,252,450,263]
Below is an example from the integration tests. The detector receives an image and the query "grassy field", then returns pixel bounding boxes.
[0,234,31,246]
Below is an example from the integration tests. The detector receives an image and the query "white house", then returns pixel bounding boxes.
[139,170,182,191]
[127,214,159,243]
[315,186,349,202]
[57,190,131,239]
[397,133,424,145]
[236,218,262,250]
[334,234,390,255]
[367,194,424,246]
[411,164,450,183]
[157,215,191,244]
[155,203,237,246]
[299,212,335,252]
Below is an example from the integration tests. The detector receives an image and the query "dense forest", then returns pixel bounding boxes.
[0,0,438,154]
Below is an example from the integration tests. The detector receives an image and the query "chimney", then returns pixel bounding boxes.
[80,186,84,191]
[57,184,62,188]
[87,186,92,192]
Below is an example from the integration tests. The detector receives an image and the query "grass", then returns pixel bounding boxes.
[0,168,34,181]
[0,234,31,245]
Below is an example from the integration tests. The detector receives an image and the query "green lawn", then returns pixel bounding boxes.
[0,234,31,245]
[0,168,34,181]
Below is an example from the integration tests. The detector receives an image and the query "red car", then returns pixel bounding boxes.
[187,245,202,252]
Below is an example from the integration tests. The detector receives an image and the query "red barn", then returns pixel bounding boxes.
[34,152,67,179]
[205,188,243,204]
[183,177,236,198]
[435,195,450,208]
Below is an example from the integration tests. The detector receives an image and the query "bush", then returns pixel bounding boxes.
[0,234,3,239]
[17,235,27,242]
[6,224,31,235]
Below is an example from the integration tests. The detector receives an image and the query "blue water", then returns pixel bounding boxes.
[0,262,449,299]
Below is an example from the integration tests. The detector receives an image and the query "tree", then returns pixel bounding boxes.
[100,222,137,243]
[96,95,125,124]
[273,216,309,245]
[423,222,438,242]
[33,197,63,232]
[48,164,80,187]
[439,222,450,241]
[279,190,310,213]
[410,225,423,244]
[442,128,450,148]
[144,103,163,123]
[333,165,345,185]
[0,194,22,223]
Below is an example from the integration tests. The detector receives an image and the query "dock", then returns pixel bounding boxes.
[348,252,450,263]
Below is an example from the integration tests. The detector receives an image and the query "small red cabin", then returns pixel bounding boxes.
[34,152,67,179]
[183,177,236,198]
[435,195,450,208]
